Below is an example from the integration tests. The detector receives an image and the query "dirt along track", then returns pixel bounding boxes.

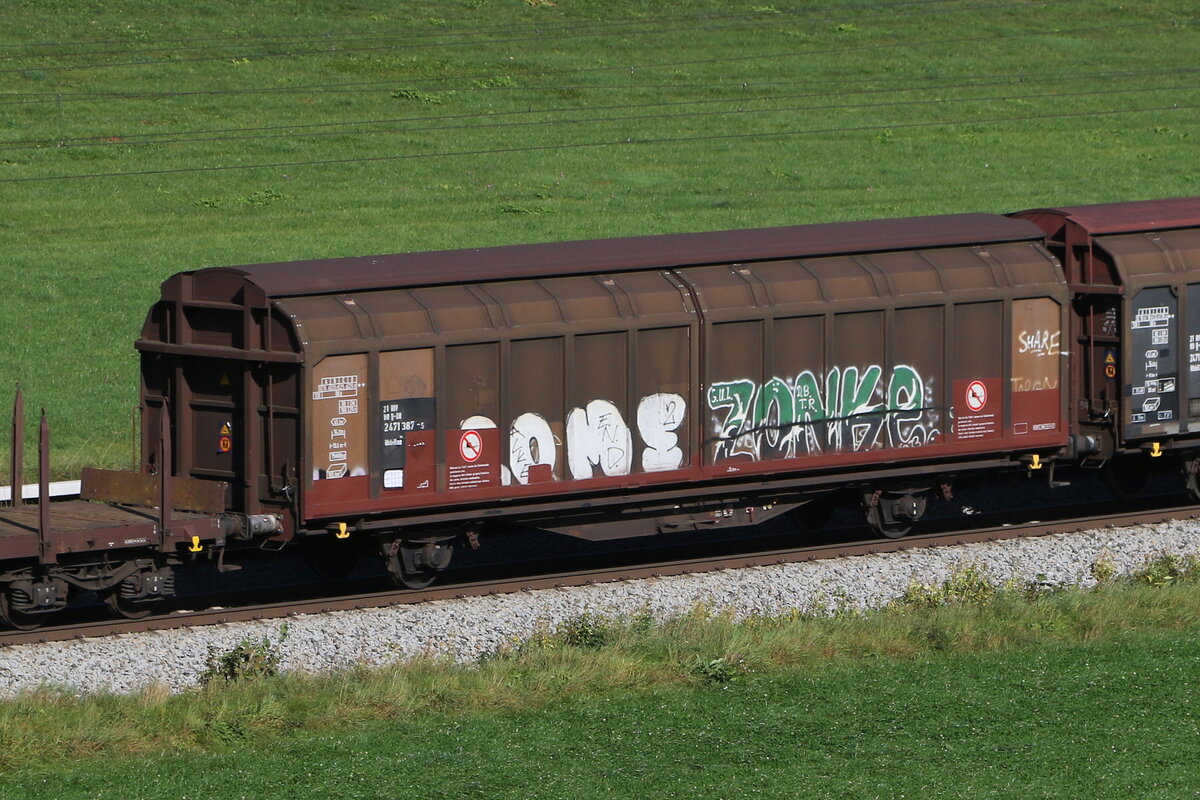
[2,495,1197,648]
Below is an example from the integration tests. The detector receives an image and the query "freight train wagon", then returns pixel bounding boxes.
[1013,197,1200,493]
[129,210,1070,587]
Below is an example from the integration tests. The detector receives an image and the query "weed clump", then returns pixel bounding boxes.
[199,625,288,686]
[193,189,285,209]
[1091,549,1119,586]
[391,87,455,104]
[523,612,612,651]
[1130,553,1200,587]
[690,654,752,684]
[892,562,997,610]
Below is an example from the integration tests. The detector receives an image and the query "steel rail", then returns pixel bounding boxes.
[2,503,1197,648]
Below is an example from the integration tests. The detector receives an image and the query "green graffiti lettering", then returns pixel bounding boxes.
[707,364,940,462]
[756,377,796,454]
[886,364,932,447]
[707,379,757,459]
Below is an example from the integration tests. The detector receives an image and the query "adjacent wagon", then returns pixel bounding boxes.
[1014,198,1200,478]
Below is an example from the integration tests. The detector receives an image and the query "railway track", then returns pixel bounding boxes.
[4,502,1197,648]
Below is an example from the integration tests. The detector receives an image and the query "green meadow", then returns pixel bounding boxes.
[1,558,1199,796]
[1,0,1197,476]
[2,3,1199,793]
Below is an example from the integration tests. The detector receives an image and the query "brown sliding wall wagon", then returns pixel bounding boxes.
[135,211,1068,571]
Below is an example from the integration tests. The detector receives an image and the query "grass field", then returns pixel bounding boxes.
[1,0,1198,475]
[10,632,1200,799]
[2,2,1199,793]
[1,567,1199,797]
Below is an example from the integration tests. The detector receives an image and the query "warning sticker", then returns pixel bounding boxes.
[459,430,483,463]
[1128,289,1179,435]
[964,380,988,412]
[447,428,500,490]
[217,420,233,454]
[310,355,368,481]
[954,378,1001,440]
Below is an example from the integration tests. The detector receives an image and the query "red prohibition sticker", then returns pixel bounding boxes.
[459,430,483,463]
[965,380,988,412]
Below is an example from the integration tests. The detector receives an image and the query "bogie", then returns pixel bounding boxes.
[863,490,929,539]
[382,537,455,590]
[0,577,68,630]
[101,564,175,619]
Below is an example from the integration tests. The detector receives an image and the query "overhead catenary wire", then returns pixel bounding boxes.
[0,13,752,57]
[0,13,937,74]
[1,2,1190,187]
[0,0,1058,58]
[0,15,1172,77]
[7,66,1196,147]
[0,18,797,70]
[2,101,1194,185]
[0,17,1184,107]
[5,78,1196,152]
[0,0,913,49]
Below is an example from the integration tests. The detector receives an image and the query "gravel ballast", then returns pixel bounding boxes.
[1,521,1198,697]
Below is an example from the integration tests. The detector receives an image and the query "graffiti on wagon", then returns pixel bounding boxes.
[706,364,940,461]
[461,392,688,486]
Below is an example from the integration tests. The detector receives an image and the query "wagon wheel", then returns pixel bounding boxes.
[300,534,364,582]
[0,589,47,631]
[864,504,911,539]
[794,493,838,533]
[1187,458,1200,504]
[385,540,454,590]
[102,588,160,620]
[1104,454,1150,501]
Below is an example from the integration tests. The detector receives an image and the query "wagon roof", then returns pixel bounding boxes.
[1014,196,1200,236]
[202,213,1043,298]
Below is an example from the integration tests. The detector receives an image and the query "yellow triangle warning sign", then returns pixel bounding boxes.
[220,373,231,386]
[1105,352,1116,364]
[220,422,232,435]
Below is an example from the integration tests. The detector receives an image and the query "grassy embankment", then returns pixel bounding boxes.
[0,553,1196,797]
[1,0,1197,476]
[2,3,1199,795]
